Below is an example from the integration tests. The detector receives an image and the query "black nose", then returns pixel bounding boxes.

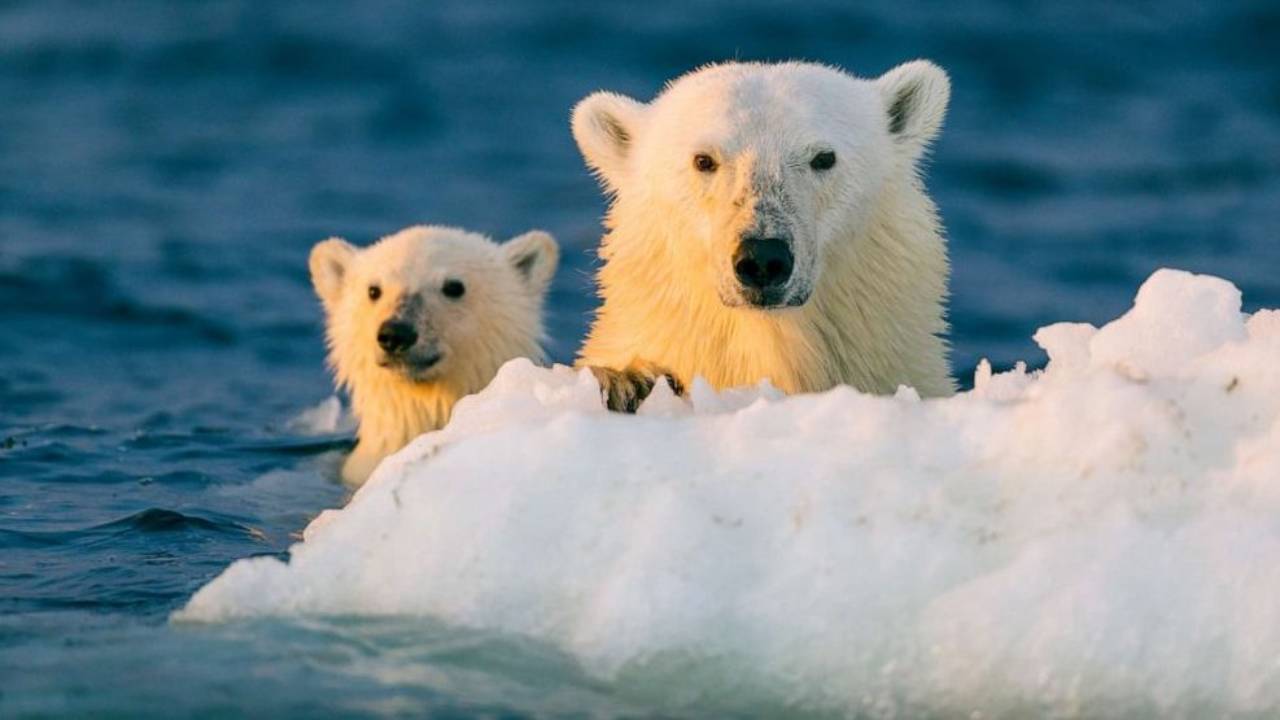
[733,237,794,291]
[377,320,417,354]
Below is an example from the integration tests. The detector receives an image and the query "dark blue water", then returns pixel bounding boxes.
[2,1,1277,716]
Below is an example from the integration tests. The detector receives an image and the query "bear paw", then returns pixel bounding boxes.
[589,363,683,413]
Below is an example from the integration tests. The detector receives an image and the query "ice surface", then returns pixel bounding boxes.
[285,396,356,435]
[179,269,1280,717]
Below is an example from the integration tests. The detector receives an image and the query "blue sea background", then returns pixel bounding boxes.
[1,1,1277,716]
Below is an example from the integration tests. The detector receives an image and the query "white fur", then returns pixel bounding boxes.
[572,60,955,397]
[310,225,558,485]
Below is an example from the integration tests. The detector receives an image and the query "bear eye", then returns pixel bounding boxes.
[442,279,466,299]
[810,150,837,171]
[693,153,718,173]
[367,285,382,302]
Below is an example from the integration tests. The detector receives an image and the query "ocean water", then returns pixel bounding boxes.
[0,1,1277,717]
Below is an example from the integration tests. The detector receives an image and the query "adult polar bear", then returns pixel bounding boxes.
[572,61,955,410]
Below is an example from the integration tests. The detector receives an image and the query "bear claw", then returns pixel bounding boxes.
[590,364,683,413]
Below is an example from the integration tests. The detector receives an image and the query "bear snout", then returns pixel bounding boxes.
[732,237,794,304]
[376,319,418,354]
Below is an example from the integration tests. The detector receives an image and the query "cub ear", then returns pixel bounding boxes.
[876,60,950,160]
[309,237,357,311]
[503,230,559,296]
[571,91,647,193]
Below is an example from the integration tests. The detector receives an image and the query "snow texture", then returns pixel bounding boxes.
[179,269,1280,718]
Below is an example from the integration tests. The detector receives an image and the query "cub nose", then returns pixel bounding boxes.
[377,320,417,354]
[733,237,794,291]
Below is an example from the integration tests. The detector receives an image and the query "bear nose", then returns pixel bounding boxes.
[377,320,417,354]
[733,237,794,291]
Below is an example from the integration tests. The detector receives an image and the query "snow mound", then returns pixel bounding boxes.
[179,269,1280,717]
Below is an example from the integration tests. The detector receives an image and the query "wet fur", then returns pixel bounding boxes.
[311,225,558,484]
[573,61,955,405]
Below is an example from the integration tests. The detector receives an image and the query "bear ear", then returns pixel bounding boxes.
[503,230,560,296]
[571,91,647,193]
[309,237,357,311]
[876,60,950,160]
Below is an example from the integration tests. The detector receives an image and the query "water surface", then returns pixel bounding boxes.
[2,1,1277,716]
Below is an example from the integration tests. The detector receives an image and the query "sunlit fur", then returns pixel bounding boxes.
[310,225,558,485]
[572,60,955,398]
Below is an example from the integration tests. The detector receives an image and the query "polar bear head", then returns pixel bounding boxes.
[309,225,558,394]
[572,60,949,309]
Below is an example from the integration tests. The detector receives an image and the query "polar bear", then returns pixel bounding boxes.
[571,60,955,410]
[309,225,558,485]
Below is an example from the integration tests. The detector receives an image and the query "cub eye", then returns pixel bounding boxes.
[367,285,382,302]
[442,279,466,299]
[693,153,718,173]
[810,150,837,171]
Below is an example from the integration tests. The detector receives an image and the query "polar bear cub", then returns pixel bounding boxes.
[310,225,558,485]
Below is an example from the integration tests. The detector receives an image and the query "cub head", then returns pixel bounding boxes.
[572,60,948,309]
[309,225,558,393]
